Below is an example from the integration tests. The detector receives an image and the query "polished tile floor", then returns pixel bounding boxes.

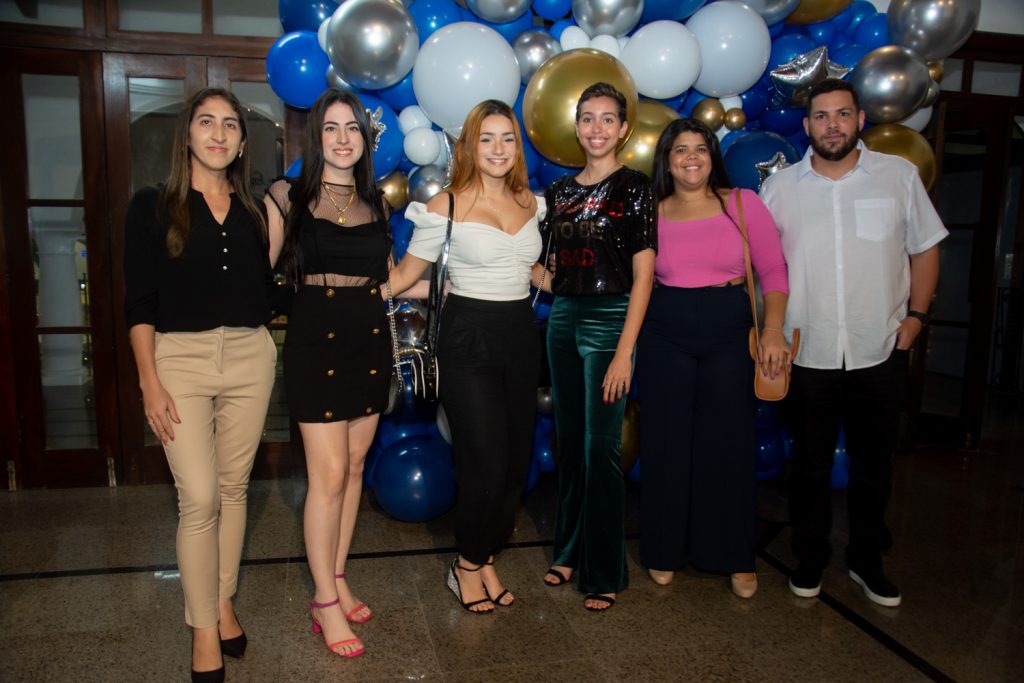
[2,400,1023,682]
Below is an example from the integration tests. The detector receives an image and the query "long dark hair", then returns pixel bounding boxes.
[651,118,733,217]
[159,87,266,257]
[278,89,389,285]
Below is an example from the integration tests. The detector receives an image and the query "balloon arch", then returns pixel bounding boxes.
[267,0,978,520]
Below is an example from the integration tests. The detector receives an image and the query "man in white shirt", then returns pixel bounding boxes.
[761,79,947,607]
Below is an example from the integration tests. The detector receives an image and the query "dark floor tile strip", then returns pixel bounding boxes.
[757,548,957,683]
[0,562,178,582]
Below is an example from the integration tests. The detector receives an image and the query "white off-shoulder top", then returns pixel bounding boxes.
[405,197,546,301]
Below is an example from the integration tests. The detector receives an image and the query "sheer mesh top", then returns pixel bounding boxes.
[267,178,389,287]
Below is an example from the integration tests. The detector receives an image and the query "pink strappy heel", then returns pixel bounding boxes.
[308,597,364,658]
[335,572,372,623]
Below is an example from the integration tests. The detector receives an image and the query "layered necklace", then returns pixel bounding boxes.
[322,182,355,225]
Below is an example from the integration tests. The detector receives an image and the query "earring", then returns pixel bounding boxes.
[238,149,244,158]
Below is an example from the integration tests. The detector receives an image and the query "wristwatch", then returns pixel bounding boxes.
[906,310,931,326]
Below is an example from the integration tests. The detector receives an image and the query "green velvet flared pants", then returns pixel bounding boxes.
[547,293,630,595]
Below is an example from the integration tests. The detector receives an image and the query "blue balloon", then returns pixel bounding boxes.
[627,457,641,482]
[390,215,415,260]
[853,13,889,51]
[787,128,810,156]
[373,435,456,522]
[754,399,779,428]
[768,21,786,38]
[266,31,331,109]
[769,34,817,72]
[285,156,304,178]
[533,291,552,320]
[524,449,543,492]
[840,0,876,36]
[723,130,800,191]
[756,427,785,481]
[549,18,576,41]
[357,94,402,180]
[778,426,794,461]
[679,89,708,117]
[806,19,836,46]
[279,0,338,34]
[761,107,805,136]
[719,129,745,156]
[408,0,462,44]
[476,10,534,44]
[532,0,571,21]
[657,90,689,112]
[740,83,771,120]
[832,43,872,71]
[363,442,381,488]
[829,33,852,52]
[535,157,580,187]
[374,71,417,111]
[375,411,435,452]
[640,0,705,23]
[779,24,811,39]
[830,444,850,490]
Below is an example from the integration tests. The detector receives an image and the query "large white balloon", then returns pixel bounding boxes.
[398,105,432,134]
[412,22,520,132]
[619,20,701,100]
[404,127,442,166]
[686,1,771,97]
[589,34,621,58]
[898,106,933,132]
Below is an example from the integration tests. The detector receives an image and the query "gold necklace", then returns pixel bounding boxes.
[322,182,355,225]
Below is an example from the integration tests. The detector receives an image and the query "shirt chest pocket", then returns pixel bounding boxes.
[854,198,897,242]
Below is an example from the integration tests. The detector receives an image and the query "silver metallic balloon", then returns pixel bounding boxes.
[887,0,980,62]
[850,46,932,124]
[513,30,563,85]
[394,308,427,350]
[325,65,354,92]
[771,46,851,108]
[408,164,448,204]
[741,0,802,27]
[921,79,940,108]
[755,152,791,189]
[326,0,419,89]
[466,0,532,23]
[537,387,554,415]
[572,0,643,39]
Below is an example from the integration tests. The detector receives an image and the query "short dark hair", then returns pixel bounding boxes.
[576,82,628,122]
[806,79,860,115]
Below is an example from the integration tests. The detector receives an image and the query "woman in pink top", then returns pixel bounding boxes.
[636,118,790,598]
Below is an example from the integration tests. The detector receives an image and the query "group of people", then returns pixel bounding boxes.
[123,78,946,681]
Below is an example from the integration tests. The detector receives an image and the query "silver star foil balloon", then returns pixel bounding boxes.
[755,151,791,189]
[771,46,851,108]
[366,106,386,152]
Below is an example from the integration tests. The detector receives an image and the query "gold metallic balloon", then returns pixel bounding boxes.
[620,399,640,475]
[617,100,679,177]
[691,97,725,131]
[377,170,409,210]
[523,48,639,167]
[786,0,852,25]
[927,60,945,83]
[724,107,747,131]
[861,123,936,190]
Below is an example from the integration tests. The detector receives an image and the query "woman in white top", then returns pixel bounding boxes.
[388,99,546,613]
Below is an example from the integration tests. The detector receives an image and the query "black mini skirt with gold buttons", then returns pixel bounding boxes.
[283,284,392,422]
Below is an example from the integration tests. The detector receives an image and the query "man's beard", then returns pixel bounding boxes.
[810,132,858,162]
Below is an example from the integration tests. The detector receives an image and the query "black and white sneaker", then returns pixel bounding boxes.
[788,565,822,598]
[848,566,902,607]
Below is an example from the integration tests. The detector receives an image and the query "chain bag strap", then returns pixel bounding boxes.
[736,189,800,401]
[410,192,454,401]
[382,280,404,415]
[532,216,553,310]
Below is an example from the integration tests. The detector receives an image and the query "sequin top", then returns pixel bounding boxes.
[541,167,656,296]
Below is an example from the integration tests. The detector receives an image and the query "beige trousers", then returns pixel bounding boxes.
[155,326,276,628]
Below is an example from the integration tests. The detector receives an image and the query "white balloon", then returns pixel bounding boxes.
[716,126,730,142]
[898,106,934,132]
[412,22,521,131]
[317,17,330,52]
[719,95,743,111]
[436,404,452,444]
[617,36,630,51]
[398,105,432,134]
[404,127,442,166]
[686,1,770,97]
[560,26,591,51]
[619,20,701,99]
[589,34,621,58]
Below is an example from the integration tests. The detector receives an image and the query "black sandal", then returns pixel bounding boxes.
[484,558,514,607]
[447,559,495,614]
[544,567,570,586]
[583,593,616,611]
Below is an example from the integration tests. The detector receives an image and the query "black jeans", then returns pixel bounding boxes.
[437,294,540,565]
[787,348,909,571]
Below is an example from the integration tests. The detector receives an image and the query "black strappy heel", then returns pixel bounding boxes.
[447,559,495,614]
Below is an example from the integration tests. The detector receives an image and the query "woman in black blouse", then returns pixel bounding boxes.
[538,82,657,611]
[264,89,390,659]
[124,88,277,683]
